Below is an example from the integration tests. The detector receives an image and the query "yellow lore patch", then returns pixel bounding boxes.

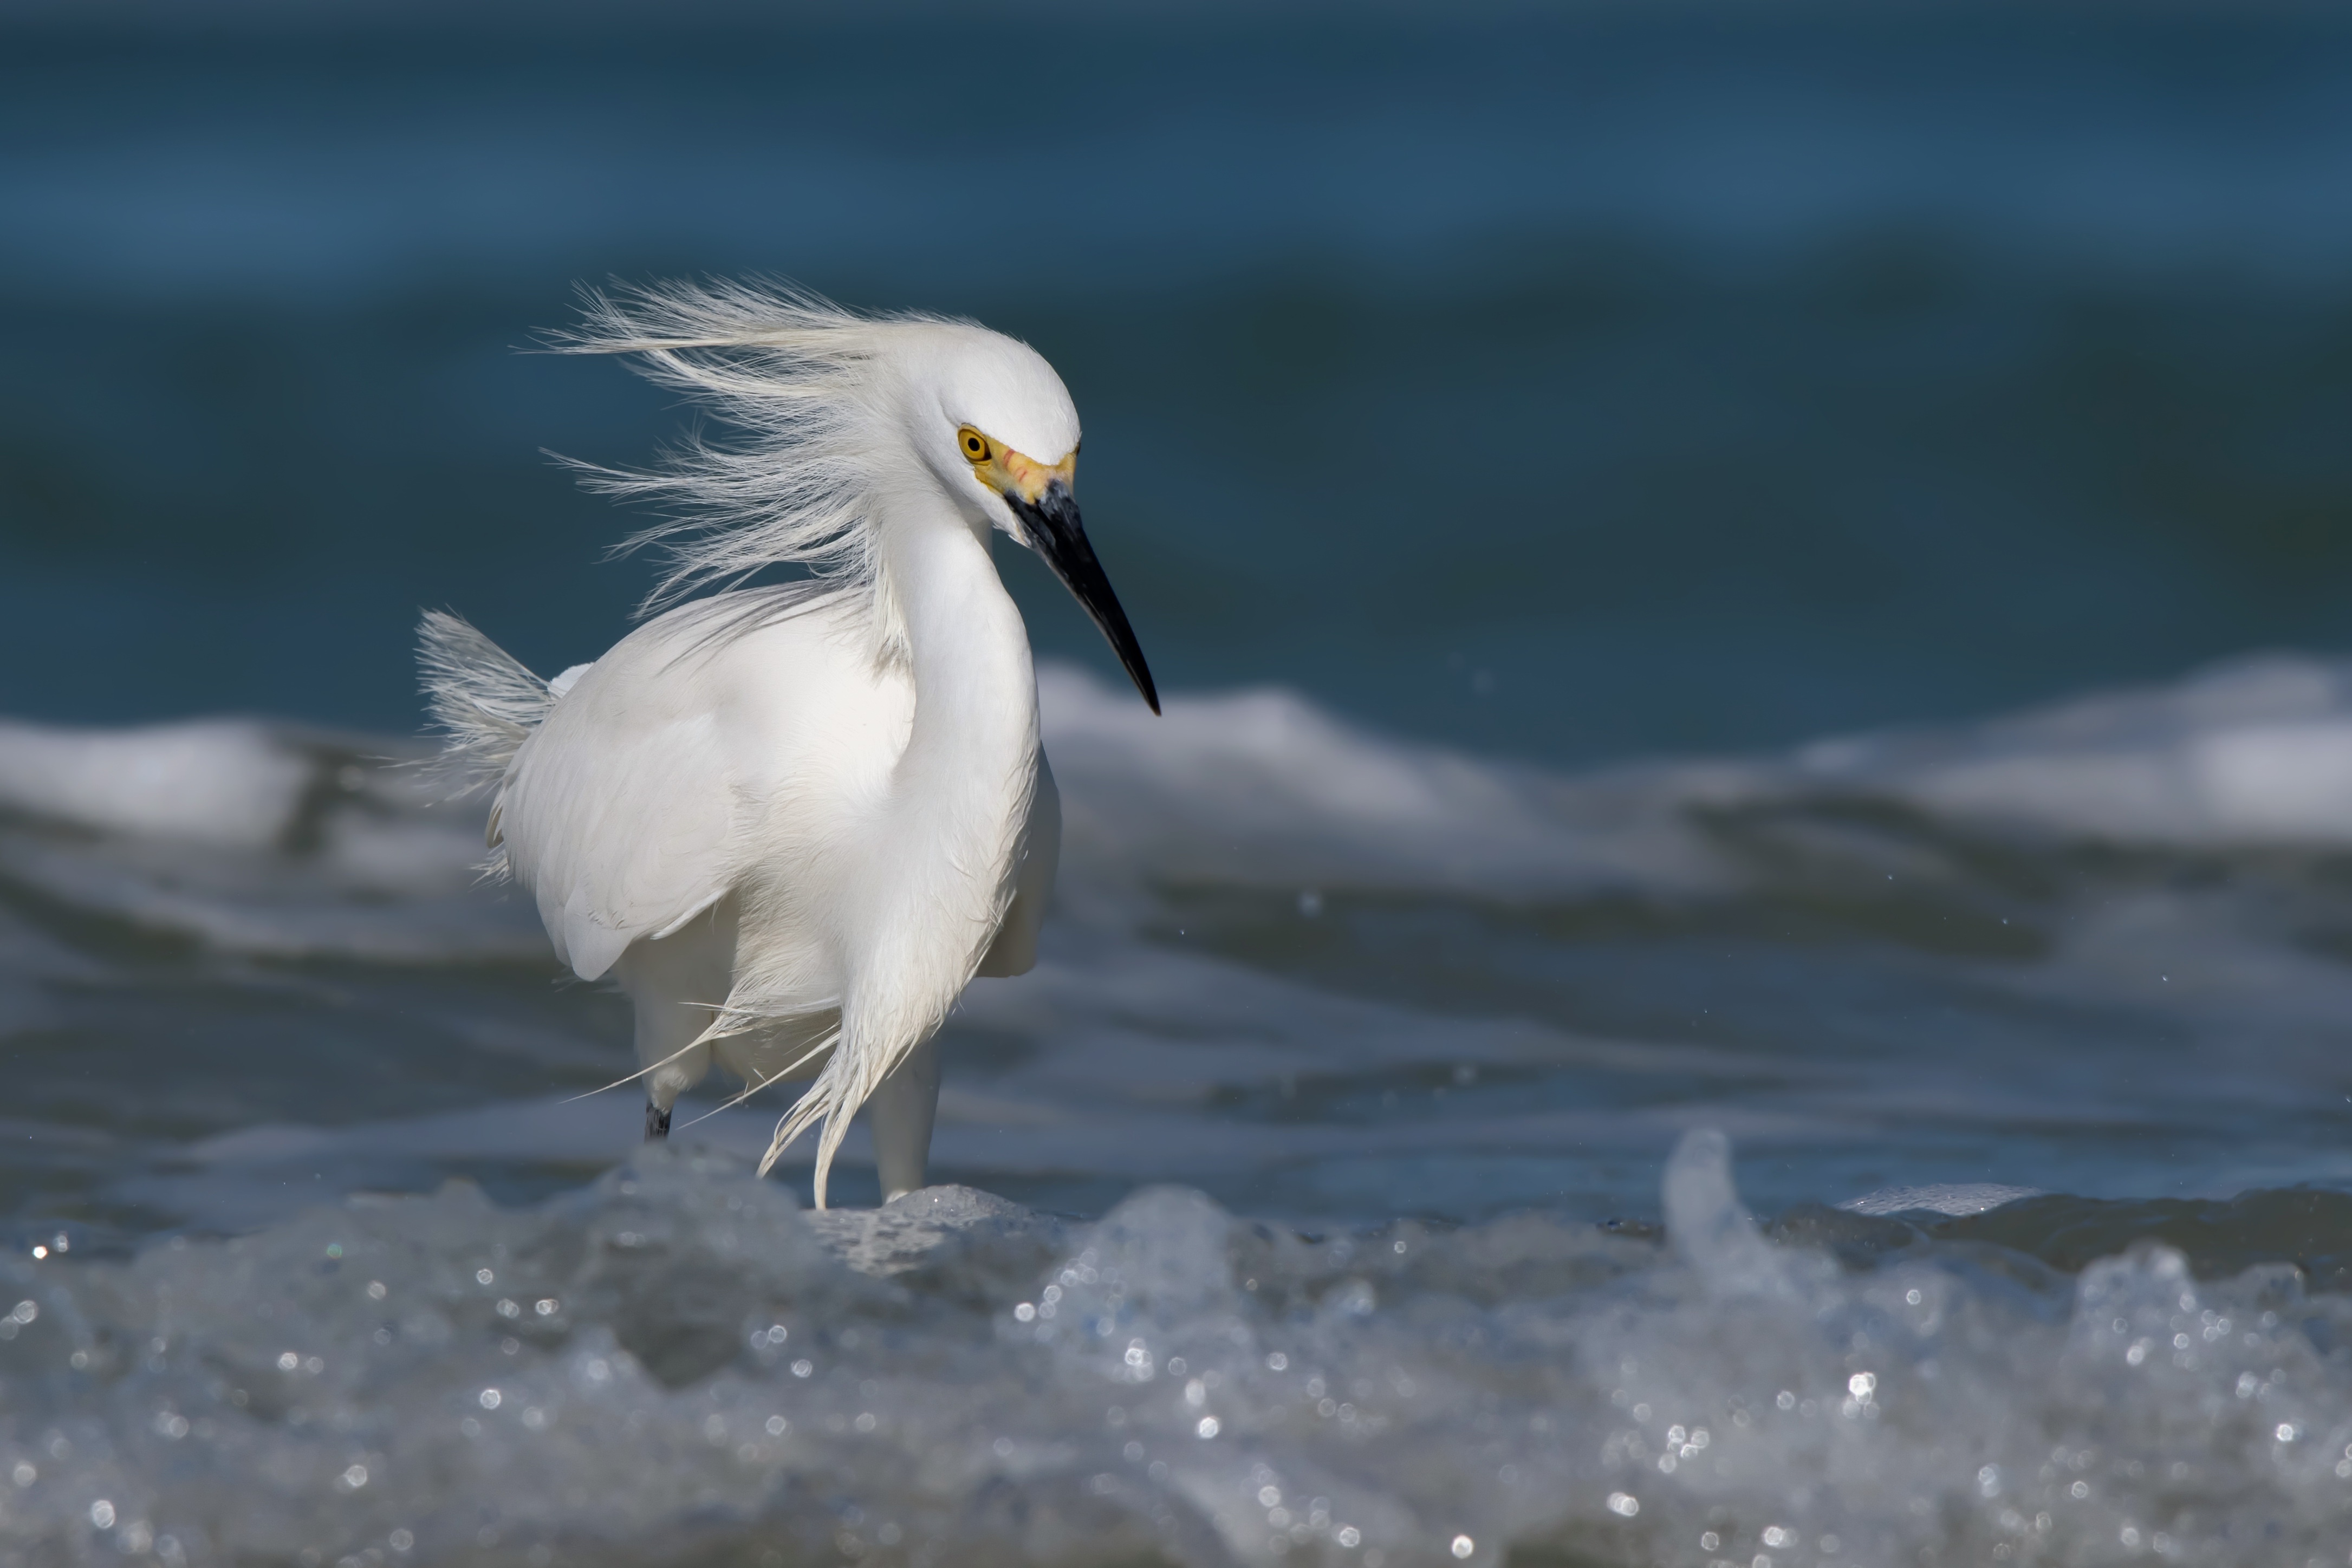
[957,425,1076,503]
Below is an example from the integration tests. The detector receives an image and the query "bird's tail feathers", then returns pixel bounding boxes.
[416,609,552,799]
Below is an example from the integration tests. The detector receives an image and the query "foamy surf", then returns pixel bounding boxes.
[8,655,2352,1234]
[8,653,2352,955]
[6,659,2352,1560]
[4,1134,2349,1567]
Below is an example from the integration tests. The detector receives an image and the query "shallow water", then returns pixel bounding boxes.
[9,1136,2352,1567]
[9,3,2352,1562]
[7,661,2352,1560]
[11,655,2352,1247]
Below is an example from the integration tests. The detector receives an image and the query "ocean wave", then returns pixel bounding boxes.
[8,656,2352,1237]
[7,663,2352,1560]
[4,1134,2347,1566]
[1042,652,2352,907]
[5,650,2350,971]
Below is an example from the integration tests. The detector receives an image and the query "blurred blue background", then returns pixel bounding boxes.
[7,0,2350,765]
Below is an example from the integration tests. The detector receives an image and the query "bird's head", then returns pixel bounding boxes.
[909,328,1158,714]
[559,282,1159,714]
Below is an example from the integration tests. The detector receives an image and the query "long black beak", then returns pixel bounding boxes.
[1008,482,1159,714]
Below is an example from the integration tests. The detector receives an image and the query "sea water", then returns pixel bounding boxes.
[9,1135,2352,1567]
[8,4,2352,1563]
[8,661,2352,1563]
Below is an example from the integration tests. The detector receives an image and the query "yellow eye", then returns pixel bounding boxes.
[958,427,991,464]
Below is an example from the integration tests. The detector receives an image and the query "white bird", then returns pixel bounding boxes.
[417,281,1157,1208]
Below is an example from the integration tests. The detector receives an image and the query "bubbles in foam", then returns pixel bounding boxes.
[8,659,2352,1560]
[2,1135,2348,1565]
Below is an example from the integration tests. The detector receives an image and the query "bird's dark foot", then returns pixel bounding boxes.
[645,1099,672,1142]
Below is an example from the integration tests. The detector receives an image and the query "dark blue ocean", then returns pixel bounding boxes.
[6,5,2352,1564]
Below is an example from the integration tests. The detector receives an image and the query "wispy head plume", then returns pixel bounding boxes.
[549,276,958,615]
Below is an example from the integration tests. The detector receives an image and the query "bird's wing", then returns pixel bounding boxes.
[493,588,847,982]
[499,688,740,983]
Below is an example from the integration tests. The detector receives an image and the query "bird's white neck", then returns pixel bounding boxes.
[876,502,1037,785]
[730,492,1048,1208]
[852,498,1039,1030]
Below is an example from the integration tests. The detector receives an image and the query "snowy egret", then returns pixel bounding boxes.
[418,281,1156,1206]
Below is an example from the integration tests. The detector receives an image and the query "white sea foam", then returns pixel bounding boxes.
[0,716,539,961]
[10,653,2352,1236]
[1789,654,2352,845]
[1043,651,2352,913]
[1036,665,1720,899]
[8,653,2352,966]
[0,717,313,852]
[1838,1184,2043,1219]
[3,1134,2347,1566]
[9,663,2352,1560]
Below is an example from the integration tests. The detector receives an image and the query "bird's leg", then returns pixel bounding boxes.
[868,1040,940,1203]
[621,978,713,1146]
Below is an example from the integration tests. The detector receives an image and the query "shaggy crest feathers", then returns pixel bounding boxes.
[550,277,964,616]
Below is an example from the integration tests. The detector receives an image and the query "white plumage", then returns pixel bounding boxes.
[419,282,1156,1207]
